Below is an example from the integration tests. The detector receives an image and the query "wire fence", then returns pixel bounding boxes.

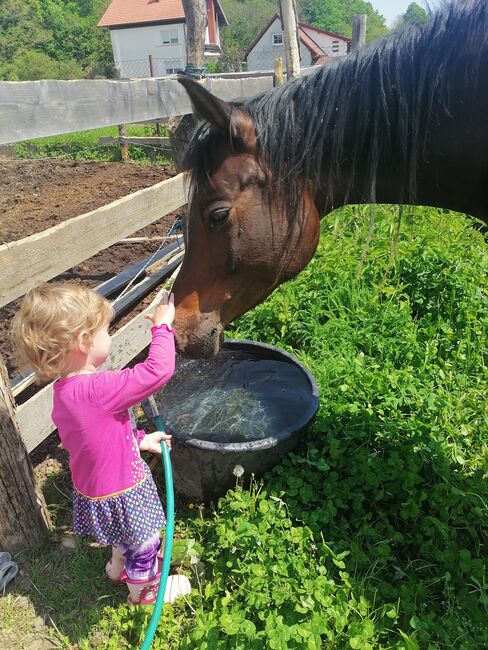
[117,42,349,79]
[116,57,184,79]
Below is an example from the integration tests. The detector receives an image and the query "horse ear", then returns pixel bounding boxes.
[178,75,231,130]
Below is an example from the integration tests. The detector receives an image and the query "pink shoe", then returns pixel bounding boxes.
[121,556,162,605]
[122,560,191,606]
[127,577,161,605]
[105,546,125,585]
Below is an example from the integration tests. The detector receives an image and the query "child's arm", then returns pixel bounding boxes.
[91,293,176,414]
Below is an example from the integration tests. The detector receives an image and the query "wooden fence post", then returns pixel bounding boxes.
[182,0,207,69]
[118,124,129,162]
[273,57,284,87]
[279,0,301,80]
[148,55,162,138]
[352,14,367,50]
[113,67,129,162]
[0,355,51,552]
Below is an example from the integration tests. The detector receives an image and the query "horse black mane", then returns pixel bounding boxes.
[186,0,487,223]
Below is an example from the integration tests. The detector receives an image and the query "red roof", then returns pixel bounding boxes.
[98,0,228,29]
[98,1,183,27]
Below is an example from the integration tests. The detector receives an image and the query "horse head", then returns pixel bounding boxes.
[173,77,320,357]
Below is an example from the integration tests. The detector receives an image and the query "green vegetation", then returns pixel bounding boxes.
[299,0,388,41]
[14,124,172,165]
[0,0,112,80]
[3,205,486,648]
[219,0,277,55]
[394,2,429,30]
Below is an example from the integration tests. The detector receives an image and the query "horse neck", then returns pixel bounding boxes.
[293,17,488,222]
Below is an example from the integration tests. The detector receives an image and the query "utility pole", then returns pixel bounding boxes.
[182,0,207,72]
[279,0,300,80]
[351,14,367,50]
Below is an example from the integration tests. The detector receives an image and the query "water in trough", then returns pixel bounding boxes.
[156,348,312,444]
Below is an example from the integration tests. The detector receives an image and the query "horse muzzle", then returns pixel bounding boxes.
[174,311,224,358]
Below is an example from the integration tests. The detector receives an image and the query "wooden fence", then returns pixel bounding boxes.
[0,73,274,453]
[0,74,273,145]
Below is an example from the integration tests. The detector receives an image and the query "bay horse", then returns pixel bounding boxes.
[173,0,488,357]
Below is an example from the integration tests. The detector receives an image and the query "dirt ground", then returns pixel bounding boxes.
[0,159,184,376]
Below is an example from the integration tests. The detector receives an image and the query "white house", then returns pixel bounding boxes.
[245,14,351,72]
[98,0,228,78]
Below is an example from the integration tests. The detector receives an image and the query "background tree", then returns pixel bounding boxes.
[404,2,428,26]
[299,0,388,42]
[0,0,113,80]
[392,2,428,32]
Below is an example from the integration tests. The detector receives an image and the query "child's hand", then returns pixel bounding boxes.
[139,431,172,454]
[145,291,175,328]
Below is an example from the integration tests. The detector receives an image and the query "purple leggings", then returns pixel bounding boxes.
[116,532,161,582]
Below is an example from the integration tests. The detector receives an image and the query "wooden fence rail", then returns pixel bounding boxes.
[0,173,186,308]
[0,76,273,145]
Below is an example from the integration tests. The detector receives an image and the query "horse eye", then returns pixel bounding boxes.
[208,208,230,231]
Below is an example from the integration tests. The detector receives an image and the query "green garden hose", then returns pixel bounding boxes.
[140,408,174,650]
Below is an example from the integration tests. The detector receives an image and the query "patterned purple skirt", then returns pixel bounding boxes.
[72,466,166,546]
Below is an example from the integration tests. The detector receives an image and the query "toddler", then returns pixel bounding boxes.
[12,283,190,605]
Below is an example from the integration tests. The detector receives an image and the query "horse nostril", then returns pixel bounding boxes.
[210,327,218,338]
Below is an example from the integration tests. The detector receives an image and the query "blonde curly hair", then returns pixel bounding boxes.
[11,283,114,383]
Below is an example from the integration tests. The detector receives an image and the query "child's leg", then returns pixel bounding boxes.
[119,532,192,605]
[121,532,161,583]
[105,546,125,584]
[119,532,162,605]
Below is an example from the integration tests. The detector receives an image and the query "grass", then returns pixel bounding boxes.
[1,205,486,649]
[13,124,173,165]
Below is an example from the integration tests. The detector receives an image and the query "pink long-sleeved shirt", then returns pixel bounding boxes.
[52,325,175,499]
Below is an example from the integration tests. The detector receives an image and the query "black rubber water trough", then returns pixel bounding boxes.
[155,339,319,502]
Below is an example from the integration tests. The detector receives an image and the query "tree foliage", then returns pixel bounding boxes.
[392,2,429,33]
[299,0,388,42]
[403,2,429,26]
[219,0,277,58]
[0,0,113,80]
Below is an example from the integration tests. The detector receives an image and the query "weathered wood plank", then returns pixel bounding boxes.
[16,281,180,452]
[0,76,274,145]
[0,173,187,308]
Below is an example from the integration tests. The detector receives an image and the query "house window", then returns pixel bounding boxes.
[332,40,340,53]
[165,68,179,75]
[272,33,283,46]
[161,30,179,45]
